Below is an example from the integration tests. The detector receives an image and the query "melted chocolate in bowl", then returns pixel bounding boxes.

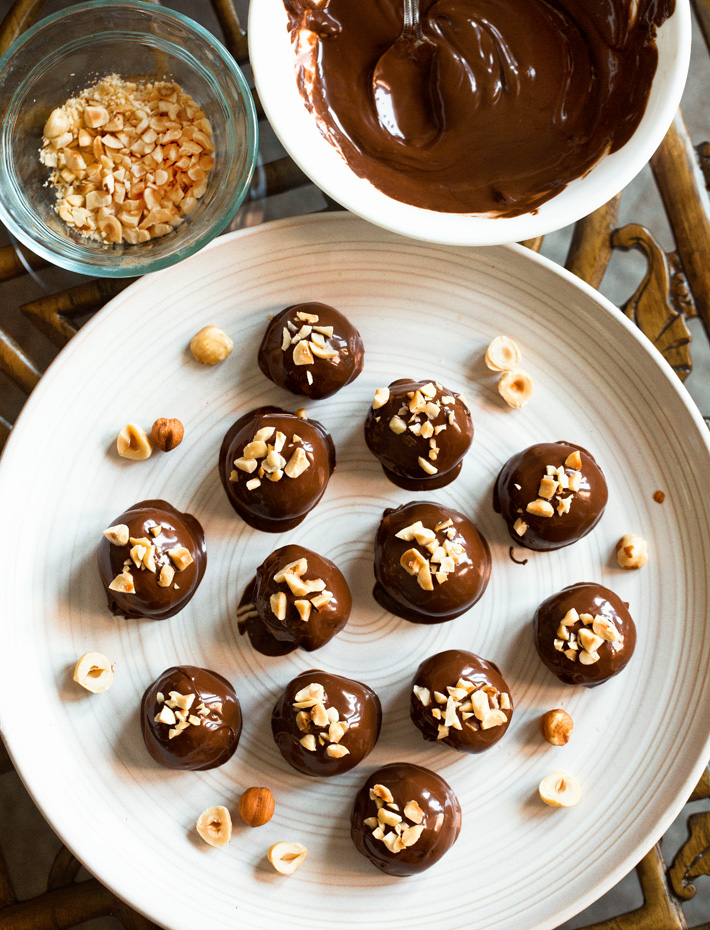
[284,0,674,216]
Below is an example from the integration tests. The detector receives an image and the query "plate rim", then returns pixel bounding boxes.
[1,211,709,930]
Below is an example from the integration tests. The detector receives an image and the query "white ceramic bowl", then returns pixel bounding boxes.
[249,1,691,246]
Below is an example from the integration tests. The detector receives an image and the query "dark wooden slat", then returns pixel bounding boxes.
[692,0,710,53]
[0,416,10,454]
[690,766,710,801]
[0,244,47,283]
[21,279,134,349]
[210,0,248,63]
[0,845,16,908]
[252,156,310,200]
[651,110,710,340]
[0,327,42,395]
[565,194,621,287]
[0,0,46,54]
[0,879,119,929]
[47,849,81,893]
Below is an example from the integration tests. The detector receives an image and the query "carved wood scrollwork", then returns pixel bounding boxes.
[611,224,693,381]
[670,811,710,901]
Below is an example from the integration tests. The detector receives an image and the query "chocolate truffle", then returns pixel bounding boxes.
[219,406,335,532]
[364,378,473,490]
[271,670,381,776]
[493,441,608,551]
[141,666,242,770]
[258,302,364,399]
[351,763,461,876]
[98,499,206,620]
[373,501,491,624]
[237,545,352,656]
[410,650,513,752]
[533,583,637,687]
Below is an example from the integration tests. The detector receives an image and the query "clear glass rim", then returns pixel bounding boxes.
[0,0,258,278]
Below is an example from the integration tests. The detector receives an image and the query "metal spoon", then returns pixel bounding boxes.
[371,0,439,146]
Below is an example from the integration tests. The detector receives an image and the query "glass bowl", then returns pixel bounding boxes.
[0,0,258,277]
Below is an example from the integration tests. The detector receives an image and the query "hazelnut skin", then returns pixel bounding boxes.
[151,417,184,452]
[540,708,574,746]
[238,786,275,828]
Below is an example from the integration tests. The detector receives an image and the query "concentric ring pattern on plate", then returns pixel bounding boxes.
[0,213,709,930]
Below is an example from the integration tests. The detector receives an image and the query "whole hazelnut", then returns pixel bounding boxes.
[238,786,275,828]
[151,417,184,453]
[616,533,648,570]
[540,708,574,746]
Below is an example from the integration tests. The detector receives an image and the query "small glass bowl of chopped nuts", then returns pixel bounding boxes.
[0,0,258,277]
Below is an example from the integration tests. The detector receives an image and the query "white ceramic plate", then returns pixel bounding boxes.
[249,2,691,245]
[1,213,709,930]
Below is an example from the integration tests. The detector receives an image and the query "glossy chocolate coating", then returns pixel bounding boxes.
[493,441,608,551]
[374,501,490,624]
[351,762,461,876]
[410,650,513,753]
[258,302,364,400]
[533,583,637,687]
[140,666,242,770]
[238,544,352,655]
[284,0,673,216]
[98,499,206,620]
[219,406,335,532]
[364,378,473,490]
[271,669,381,776]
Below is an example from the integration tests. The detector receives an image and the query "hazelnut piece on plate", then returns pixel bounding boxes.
[196,806,232,847]
[73,652,115,693]
[539,771,581,808]
[540,709,573,746]
[616,533,648,570]
[239,787,275,827]
[152,417,184,452]
[268,841,308,874]
[485,336,521,371]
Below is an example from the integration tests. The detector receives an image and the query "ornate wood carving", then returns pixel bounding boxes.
[565,195,621,288]
[21,279,133,349]
[611,224,693,381]
[670,812,710,902]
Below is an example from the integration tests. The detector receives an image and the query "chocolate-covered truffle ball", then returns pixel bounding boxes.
[271,670,381,776]
[493,441,608,551]
[364,378,473,490]
[238,545,352,656]
[373,501,491,624]
[141,666,242,770]
[219,406,335,532]
[98,499,206,620]
[533,583,636,687]
[351,763,461,876]
[410,650,513,753]
[258,302,364,400]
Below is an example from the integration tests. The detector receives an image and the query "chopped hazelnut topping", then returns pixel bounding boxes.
[104,523,129,546]
[565,450,582,470]
[270,592,287,621]
[274,558,307,581]
[108,571,135,594]
[418,456,438,475]
[513,517,528,536]
[326,743,350,759]
[310,591,333,611]
[413,685,431,706]
[158,563,175,587]
[284,447,310,478]
[245,477,261,490]
[389,415,407,434]
[300,734,317,751]
[294,599,312,622]
[292,341,314,366]
[526,499,554,518]
[168,546,193,571]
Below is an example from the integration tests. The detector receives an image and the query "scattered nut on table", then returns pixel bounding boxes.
[538,771,581,808]
[498,369,533,408]
[616,533,648,570]
[190,325,233,365]
[196,806,232,847]
[239,786,275,828]
[267,841,308,875]
[73,652,115,693]
[116,423,153,460]
[485,335,522,371]
[540,709,574,746]
[151,417,184,452]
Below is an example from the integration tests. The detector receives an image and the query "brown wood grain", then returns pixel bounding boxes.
[0,327,42,395]
[209,0,248,63]
[651,110,710,340]
[0,0,45,55]
[0,244,46,283]
[565,195,621,288]
[692,0,710,53]
[21,279,134,349]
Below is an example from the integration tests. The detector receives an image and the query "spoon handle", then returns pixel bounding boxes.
[403,0,420,38]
